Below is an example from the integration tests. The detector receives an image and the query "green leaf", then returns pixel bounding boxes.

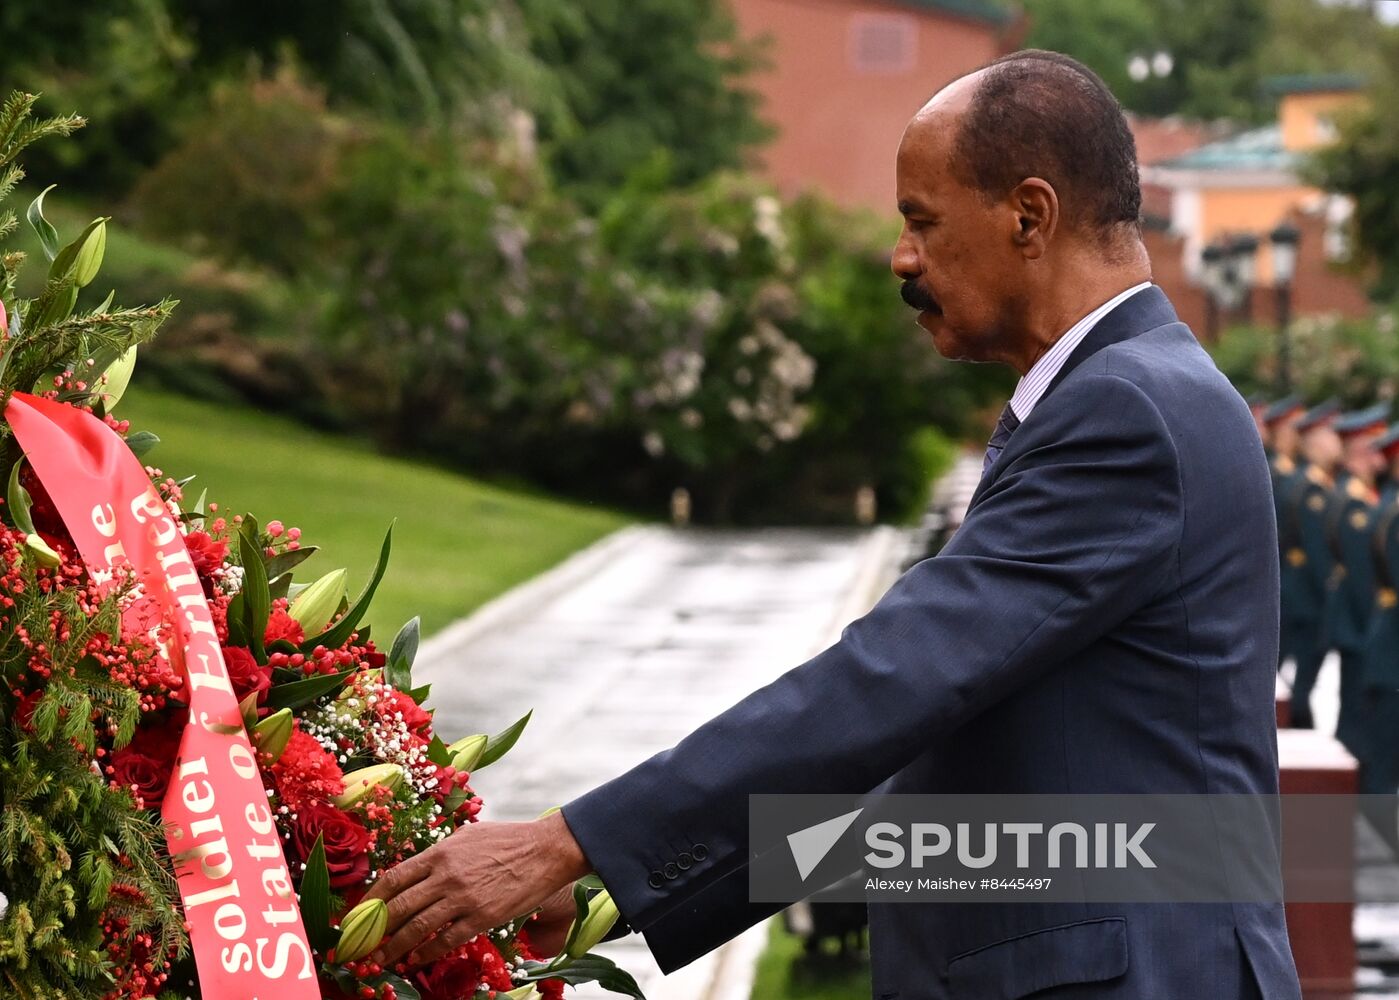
[72,217,107,287]
[237,524,270,661]
[125,430,160,458]
[386,616,420,690]
[299,835,336,954]
[266,669,355,712]
[238,691,259,731]
[48,216,108,285]
[301,523,393,652]
[517,956,646,999]
[26,184,59,261]
[576,873,606,891]
[371,974,419,1000]
[405,682,431,704]
[425,735,452,767]
[265,545,319,581]
[7,457,37,536]
[442,786,469,815]
[477,709,533,770]
[225,594,250,647]
[33,281,78,329]
[288,568,348,634]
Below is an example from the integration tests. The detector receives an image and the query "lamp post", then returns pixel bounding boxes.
[1201,242,1225,341]
[1231,233,1260,323]
[1270,222,1301,393]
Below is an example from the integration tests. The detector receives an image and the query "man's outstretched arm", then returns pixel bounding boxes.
[365,373,1181,968]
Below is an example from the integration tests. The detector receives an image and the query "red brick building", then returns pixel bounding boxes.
[728,0,1024,214]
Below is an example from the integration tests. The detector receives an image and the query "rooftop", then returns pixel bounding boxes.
[1155,124,1297,173]
[1262,73,1366,96]
[891,0,1020,26]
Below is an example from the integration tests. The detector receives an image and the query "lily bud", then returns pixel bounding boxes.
[333,763,404,808]
[253,708,293,761]
[288,568,347,634]
[566,889,619,959]
[73,219,106,288]
[502,987,541,1000]
[537,805,561,819]
[24,533,60,568]
[448,733,488,772]
[335,898,388,963]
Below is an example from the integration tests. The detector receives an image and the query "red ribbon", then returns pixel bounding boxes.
[7,392,319,999]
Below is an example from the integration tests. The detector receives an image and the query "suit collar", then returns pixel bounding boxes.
[966,285,1180,509]
[1036,284,1178,407]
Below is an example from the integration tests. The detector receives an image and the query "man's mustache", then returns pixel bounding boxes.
[900,279,941,315]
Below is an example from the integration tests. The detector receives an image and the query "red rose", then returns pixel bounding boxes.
[289,802,371,889]
[265,608,306,647]
[183,530,229,579]
[223,645,272,706]
[109,715,184,806]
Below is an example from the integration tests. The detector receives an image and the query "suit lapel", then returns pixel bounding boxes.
[966,285,1181,511]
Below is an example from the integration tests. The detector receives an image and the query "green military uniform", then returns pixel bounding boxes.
[1273,451,1304,665]
[1361,426,1399,801]
[1322,470,1380,756]
[1360,477,1399,853]
[1286,461,1337,728]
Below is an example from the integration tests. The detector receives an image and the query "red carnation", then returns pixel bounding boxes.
[109,714,184,807]
[415,936,514,1000]
[382,689,433,737]
[183,530,229,579]
[223,645,272,706]
[271,728,345,813]
[289,801,372,889]
[265,608,306,646]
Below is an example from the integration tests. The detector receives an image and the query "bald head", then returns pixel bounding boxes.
[911,51,1142,240]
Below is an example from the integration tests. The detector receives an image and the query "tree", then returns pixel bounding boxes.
[1308,34,1399,300]
[523,0,772,207]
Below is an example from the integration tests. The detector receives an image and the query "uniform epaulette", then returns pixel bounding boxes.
[1346,476,1378,505]
[1305,465,1334,489]
[1273,455,1296,476]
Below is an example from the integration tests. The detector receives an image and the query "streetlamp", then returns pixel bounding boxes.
[1201,242,1225,341]
[1231,233,1260,322]
[1270,222,1302,393]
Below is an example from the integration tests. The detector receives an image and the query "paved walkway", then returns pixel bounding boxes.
[416,523,902,1000]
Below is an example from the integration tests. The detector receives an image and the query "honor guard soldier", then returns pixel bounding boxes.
[1249,394,1271,454]
[1266,397,1307,667]
[1322,404,1388,755]
[1360,424,1399,851]
[1283,400,1342,728]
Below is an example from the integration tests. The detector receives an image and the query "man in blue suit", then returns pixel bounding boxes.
[365,51,1301,999]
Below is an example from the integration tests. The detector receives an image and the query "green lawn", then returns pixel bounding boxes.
[117,387,633,637]
[749,918,871,1000]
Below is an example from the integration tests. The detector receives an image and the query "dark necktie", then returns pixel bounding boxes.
[982,402,1021,477]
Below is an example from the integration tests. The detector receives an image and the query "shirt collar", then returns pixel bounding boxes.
[1007,281,1154,423]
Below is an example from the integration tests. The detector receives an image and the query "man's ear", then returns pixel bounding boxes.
[1010,178,1057,261]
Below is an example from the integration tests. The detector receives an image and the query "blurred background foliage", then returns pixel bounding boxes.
[3,0,1397,523]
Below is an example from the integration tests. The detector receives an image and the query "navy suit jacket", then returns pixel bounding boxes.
[562,287,1302,999]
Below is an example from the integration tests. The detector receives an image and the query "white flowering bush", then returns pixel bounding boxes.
[315,139,982,522]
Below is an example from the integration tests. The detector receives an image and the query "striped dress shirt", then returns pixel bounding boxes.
[1007,281,1155,423]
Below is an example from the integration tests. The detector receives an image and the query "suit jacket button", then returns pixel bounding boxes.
[647,871,665,889]
[677,852,693,870]
[692,843,709,861]
[663,862,679,879]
